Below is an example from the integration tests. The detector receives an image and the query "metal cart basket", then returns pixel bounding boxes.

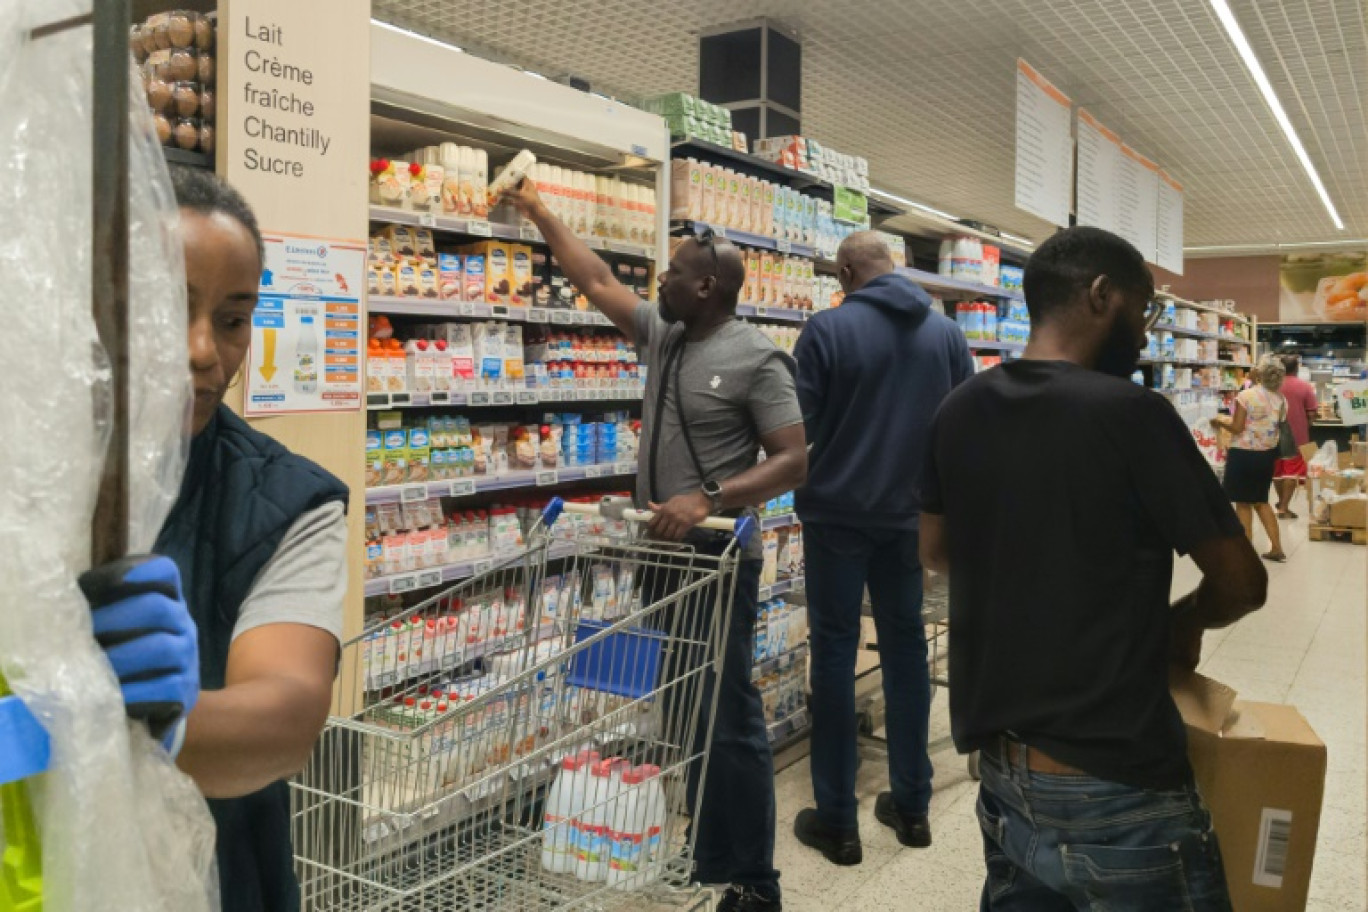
[290,498,754,911]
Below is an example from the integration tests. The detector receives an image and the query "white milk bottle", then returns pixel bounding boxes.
[473,148,490,218]
[594,176,611,237]
[457,146,477,216]
[542,752,589,873]
[574,760,616,882]
[440,143,462,213]
[607,766,651,889]
[638,764,668,882]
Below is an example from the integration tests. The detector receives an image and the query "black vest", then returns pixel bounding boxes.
[155,406,348,912]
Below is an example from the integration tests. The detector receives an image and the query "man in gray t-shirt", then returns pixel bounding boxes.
[504,179,806,912]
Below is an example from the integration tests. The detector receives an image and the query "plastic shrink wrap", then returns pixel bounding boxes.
[0,1,217,909]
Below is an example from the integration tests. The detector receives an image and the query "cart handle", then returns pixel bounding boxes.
[542,496,756,549]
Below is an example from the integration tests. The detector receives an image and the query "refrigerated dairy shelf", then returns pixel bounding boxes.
[671,219,817,259]
[1153,322,1253,345]
[736,303,812,323]
[365,541,579,598]
[1139,358,1248,368]
[759,576,805,602]
[366,389,644,410]
[767,708,810,746]
[760,513,798,531]
[367,462,638,505]
[370,205,657,260]
[966,339,1027,353]
[897,266,1023,302]
[369,296,617,326]
[752,641,809,683]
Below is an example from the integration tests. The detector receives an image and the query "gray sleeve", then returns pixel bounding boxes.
[232,501,348,644]
[748,352,805,436]
[634,302,663,360]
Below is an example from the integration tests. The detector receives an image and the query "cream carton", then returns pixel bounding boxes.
[701,165,718,225]
[438,254,463,300]
[462,255,486,303]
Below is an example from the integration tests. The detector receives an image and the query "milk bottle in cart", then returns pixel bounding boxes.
[574,760,619,882]
[541,750,597,874]
[607,766,656,889]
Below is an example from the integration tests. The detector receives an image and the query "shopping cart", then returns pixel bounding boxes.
[290,497,755,912]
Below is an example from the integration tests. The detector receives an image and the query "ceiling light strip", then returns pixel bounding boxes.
[1206,0,1344,231]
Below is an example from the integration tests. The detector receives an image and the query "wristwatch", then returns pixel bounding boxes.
[701,480,724,514]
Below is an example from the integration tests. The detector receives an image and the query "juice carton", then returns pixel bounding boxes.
[701,165,717,225]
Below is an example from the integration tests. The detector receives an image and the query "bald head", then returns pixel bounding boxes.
[836,231,896,293]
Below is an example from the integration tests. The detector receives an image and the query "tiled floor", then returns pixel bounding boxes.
[772,516,1365,911]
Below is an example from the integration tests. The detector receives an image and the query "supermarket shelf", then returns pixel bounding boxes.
[366,388,644,410]
[369,296,616,327]
[736,303,812,324]
[760,513,798,531]
[672,219,817,259]
[759,576,805,602]
[967,339,1027,353]
[1140,358,1250,368]
[671,138,898,216]
[363,621,562,694]
[1153,323,1253,346]
[752,641,809,682]
[370,206,656,260]
[1155,291,1252,324]
[367,462,638,505]
[897,266,1023,301]
[1157,387,1232,396]
[162,146,213,169]
[767,708,810,746]
[364,541,578,598]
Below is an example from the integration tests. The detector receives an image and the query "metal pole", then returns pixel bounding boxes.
[90,0,132,566]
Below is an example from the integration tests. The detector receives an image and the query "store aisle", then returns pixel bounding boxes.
[772,521,1365,911]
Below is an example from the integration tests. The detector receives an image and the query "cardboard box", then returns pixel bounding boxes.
[1173,673,1326,912]
[1330,470,1363,495]
[1329,493,1367,528]
[1352,440,1366,468]
[1299,442,1319,463]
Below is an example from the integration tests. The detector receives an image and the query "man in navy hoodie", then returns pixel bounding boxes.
[792,232,973,865]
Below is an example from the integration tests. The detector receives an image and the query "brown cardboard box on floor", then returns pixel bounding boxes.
[1172,672,1327,912]
[1352,440,1367,469]
[1329,493,1368,528]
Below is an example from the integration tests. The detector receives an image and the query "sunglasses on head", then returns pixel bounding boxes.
[1143,297,1165,331]
[693,225,720,277]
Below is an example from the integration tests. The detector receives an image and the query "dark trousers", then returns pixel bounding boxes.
[804,522,933,827]
[650,542,779,895]
[976,744,1233,910]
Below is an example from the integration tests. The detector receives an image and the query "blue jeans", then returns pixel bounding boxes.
[976,743,1233,911]
[803,522,933,827]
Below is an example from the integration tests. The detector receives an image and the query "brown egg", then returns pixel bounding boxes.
[129,25,147,62]
[154,114,172,146]
[193,16,215,51]
[173,81,199,118]
[199,88,215,124]
[199,124,215,156]
[166,12,195,49]
[140,24,160,57]
[146,78,172,114]
[167,47,197,82]
[197,53,215,86]
[148,14,171,50]
[174,118,200,151]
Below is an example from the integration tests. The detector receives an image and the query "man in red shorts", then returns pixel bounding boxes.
[1275,354,1319,518]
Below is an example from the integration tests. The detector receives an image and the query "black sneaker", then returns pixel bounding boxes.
[793,808,863,866]
[875,792,932,848]
[716,885,783,912]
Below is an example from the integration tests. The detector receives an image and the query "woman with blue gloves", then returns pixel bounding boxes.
[83,166,349,912]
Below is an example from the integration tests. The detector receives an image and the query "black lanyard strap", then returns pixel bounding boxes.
[647,330,712,503]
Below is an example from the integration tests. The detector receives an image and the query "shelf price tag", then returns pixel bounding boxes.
[467,220,493,238]
[449,479,477,497]
[470,391,491,406]
[472,559,493,576]
[430,391,451,405]
[584,465,604,479]
[416,569,444,590]
[775,239,791,253]
[419,213,437,228]
[490,305,509,319]
[527,308,548,323]
[458,302,476,316]
[755,306,769,317]
[711,225,727,239]
[614,461,635,476]
[535,470,558,487]
[516,391,539,405]
[520,226,543,243]
[493,391,514,405]
[551,311,573,325]
[400,484,429,504]
[388,573,418,595]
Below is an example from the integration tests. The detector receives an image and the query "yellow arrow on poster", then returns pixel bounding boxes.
[259,327,278,382]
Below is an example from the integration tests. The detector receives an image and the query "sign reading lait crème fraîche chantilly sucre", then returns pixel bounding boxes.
[221,0,368,416]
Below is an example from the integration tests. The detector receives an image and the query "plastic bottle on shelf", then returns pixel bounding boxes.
[419,146,445,213]
[440,143,462,214]
[473,148,490,218]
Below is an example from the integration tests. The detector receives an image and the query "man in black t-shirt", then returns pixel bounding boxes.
[920,227,1267,910]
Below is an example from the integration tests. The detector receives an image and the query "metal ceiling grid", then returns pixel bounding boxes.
[372,0,1366,248]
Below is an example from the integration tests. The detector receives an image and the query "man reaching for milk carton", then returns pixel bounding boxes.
[500,175,807,912]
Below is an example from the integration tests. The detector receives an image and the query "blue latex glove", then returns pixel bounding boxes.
[80,555,199,755]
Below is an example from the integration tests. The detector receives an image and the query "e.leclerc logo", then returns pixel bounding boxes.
[285,244,329,258]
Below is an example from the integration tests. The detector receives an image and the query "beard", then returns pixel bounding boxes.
[658,288,682,324]
[1096,317,1142,378]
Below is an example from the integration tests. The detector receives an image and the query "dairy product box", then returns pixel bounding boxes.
[461,241,512,305]
[1171,671,1326,912]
